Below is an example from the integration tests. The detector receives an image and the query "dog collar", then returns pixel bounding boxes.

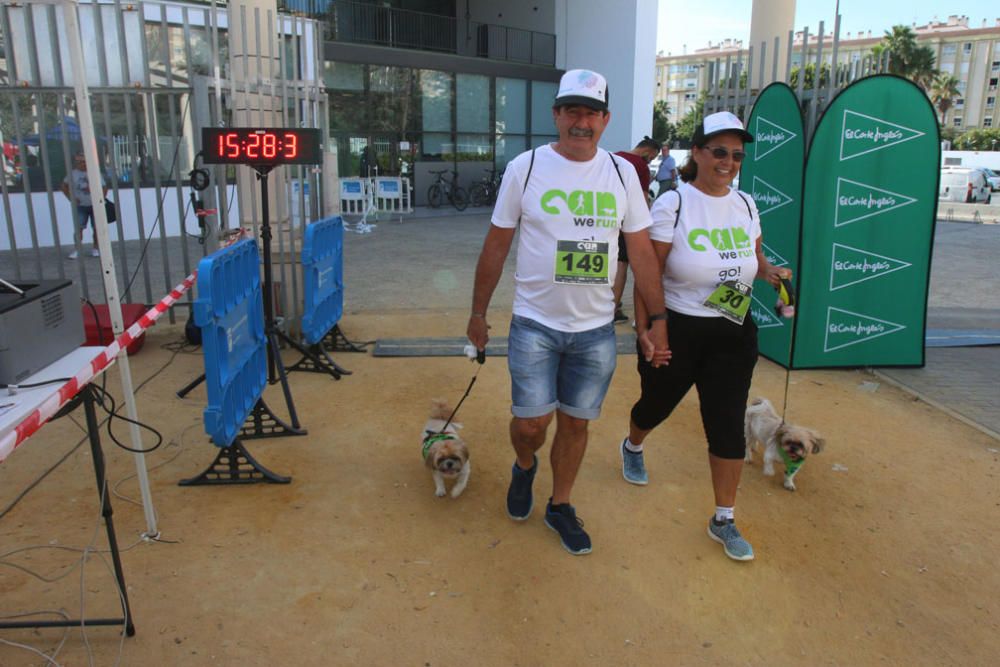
[422,432,455,460]
[779,447,805,477]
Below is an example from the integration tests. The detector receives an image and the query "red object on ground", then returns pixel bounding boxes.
[82,304,149,355]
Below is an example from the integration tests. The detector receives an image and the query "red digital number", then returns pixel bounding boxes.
[283,133,298,159]
[246,133,261,159]
[262,132,278,159]
[224,133,240,158]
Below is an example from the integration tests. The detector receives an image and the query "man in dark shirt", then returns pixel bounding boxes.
[612,136,661,323]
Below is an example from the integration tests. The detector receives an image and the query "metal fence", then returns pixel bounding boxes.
[702,18,891,141]
[0,0,328,328]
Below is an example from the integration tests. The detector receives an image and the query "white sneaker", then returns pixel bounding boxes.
[67,250,79,259]
[89,248,100,257]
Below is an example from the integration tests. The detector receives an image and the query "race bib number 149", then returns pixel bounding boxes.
[554,240,609,285]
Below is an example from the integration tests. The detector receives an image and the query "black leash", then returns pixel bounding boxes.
[437,348,486,434]
[775,277,797,424]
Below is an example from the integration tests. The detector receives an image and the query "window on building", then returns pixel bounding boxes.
[960,61,970,75]
[953,117,963,127]
[987,96,996,109]
[420,69,452,159]
[495,78,527,135]
[530,80,558,140]
[990,77,999,91]
[956,98,964,108]
[940,63,955,74]
[985,117,994,127]
[963,42,972,54]
[942,44,957,56]
[993,60,1000,72]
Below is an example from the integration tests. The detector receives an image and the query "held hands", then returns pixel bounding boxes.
[640,320,672,368]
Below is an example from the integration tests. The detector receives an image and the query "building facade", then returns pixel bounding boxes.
[655,14,1000,131]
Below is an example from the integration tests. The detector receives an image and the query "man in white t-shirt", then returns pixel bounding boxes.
[466,69,670,555]
[60,151,108,259]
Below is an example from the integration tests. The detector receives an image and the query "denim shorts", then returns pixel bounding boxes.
[507,314,618,420]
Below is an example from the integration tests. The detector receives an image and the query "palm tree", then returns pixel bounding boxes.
[930,73,961,126]
[872,25,938,89]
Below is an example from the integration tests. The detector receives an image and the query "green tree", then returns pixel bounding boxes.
[652,100,676,145]
[674,91,707,144]
[788,63,831,89]
[871,25,937,90]
[953,128,1000,151]
[929,73,961,126]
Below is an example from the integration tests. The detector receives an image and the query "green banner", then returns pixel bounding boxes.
[793,75,939,368]
[738,83,805,366]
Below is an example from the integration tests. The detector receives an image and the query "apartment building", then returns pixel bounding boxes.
[655,14,1000,131]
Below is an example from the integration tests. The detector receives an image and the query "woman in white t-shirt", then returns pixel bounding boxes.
[616,112,791,562]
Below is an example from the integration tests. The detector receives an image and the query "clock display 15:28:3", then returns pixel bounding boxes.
[200,128,323,165]
[219,131,297,160]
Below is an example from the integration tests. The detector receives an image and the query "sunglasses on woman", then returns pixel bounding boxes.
[705,146,746,162]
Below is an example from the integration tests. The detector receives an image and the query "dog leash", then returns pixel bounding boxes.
[775,277,797,424]
[435,347,486,434]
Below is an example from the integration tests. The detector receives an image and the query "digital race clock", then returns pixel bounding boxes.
[201,127,323,165]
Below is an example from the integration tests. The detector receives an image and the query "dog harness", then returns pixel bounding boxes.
[778,446,805,478]
[422,431,458,461]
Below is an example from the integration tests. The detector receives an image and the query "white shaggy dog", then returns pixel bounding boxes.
[744,397,825,491]
[421,399,470,498]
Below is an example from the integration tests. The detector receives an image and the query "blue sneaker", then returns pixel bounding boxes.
[544,499,592,555]
[620,438,648,485]
[506,455,537,521]
[707,517,755,561]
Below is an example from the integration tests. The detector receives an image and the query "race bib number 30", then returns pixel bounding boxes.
[554,240,609,285]
[703,280,752,324]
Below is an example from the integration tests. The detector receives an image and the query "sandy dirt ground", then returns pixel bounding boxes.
[1,313,998,666]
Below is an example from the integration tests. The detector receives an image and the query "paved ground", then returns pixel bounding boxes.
[876,221,1000,437]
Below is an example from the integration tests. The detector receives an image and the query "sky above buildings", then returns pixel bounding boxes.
[657,0,998,56]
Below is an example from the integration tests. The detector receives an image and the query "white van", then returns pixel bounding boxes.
[939,167,991,204]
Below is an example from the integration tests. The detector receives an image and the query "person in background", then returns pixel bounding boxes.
[618,111,791,562]
[60,151,107,259]
[467,69,669,556]
[654,144,678,198]
[612,136,662,323]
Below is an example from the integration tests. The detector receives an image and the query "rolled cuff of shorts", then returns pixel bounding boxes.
[511,402,601,421]
[511,401,558,420]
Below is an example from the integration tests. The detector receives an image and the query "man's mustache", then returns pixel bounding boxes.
[568,127,593,138]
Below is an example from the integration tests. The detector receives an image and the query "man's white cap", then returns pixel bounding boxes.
[554,69,609,112]
[693,111,754,144]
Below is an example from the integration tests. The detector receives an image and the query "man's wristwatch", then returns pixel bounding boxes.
[647,312,668,327]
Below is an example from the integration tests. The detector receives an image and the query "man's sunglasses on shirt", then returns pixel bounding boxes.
[705,146,746,162]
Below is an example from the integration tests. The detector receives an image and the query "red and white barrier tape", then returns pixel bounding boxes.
[0,272,197,464]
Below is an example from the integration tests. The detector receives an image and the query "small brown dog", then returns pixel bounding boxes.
[421,399,470,498]
[744,397,825,491]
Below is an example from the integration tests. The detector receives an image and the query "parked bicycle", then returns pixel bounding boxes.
[427,169,468,211]
[468,167,502,207]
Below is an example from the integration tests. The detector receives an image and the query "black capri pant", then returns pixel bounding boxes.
[630,309,758,459]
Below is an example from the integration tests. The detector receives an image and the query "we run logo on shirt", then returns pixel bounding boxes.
[540,189,619,228]
[687,227,754,260]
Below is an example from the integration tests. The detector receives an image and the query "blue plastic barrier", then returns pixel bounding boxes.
[300,216,344,345]
[194,239,267,446]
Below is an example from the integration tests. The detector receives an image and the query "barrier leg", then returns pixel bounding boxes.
[179,437,291,485]
[322,324,369,353]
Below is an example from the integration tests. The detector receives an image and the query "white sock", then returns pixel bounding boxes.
[623,437,643,453]
[715,506,734,523]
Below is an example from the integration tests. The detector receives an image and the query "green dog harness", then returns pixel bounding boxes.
[422,432,456,461]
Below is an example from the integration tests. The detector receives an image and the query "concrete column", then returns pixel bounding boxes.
[750,0,796,88]
[553,0,658,150]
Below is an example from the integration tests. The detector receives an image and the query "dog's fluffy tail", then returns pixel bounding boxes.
[747,396,773,412]
[429,398,452,421]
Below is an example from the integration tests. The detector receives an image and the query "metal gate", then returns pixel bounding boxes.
[0,0,329,327]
